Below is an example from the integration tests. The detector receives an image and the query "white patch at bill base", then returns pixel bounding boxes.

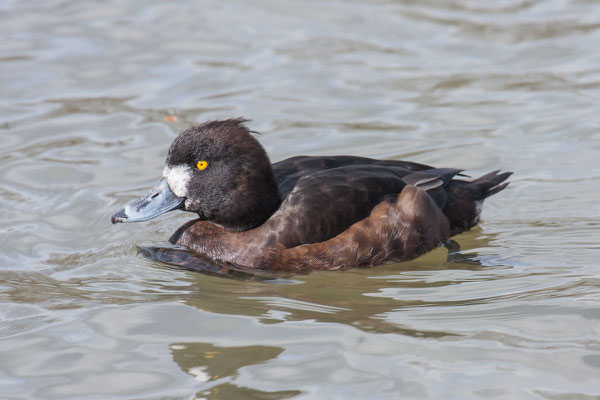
[162,164,192,197]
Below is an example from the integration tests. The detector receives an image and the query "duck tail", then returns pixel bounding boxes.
[470,170,513,200]
[443,170,512,236]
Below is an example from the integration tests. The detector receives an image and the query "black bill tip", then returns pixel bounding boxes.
[110,177,185,225]
[111,208,127,224]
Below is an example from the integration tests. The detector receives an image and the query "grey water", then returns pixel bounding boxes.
[1,0,600,399]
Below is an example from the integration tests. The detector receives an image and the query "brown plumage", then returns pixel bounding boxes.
[112,118,512,271]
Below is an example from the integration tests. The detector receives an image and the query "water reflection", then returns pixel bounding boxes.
[140,230,501,336]
[170,342,300,399]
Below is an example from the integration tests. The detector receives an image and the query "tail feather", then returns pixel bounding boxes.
[443,170,512,236]
[471,170,513,200]
[485,181,510,198]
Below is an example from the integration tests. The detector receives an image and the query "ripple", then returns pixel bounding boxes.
[1,0,600,398]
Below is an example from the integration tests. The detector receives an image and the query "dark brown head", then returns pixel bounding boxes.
[111,118,281,231]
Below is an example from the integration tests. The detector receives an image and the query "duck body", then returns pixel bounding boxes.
[112,119,511,271]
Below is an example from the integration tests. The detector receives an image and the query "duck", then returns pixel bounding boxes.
[111,118,511,271]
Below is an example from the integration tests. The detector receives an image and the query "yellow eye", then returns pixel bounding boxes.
[196,160,208,170]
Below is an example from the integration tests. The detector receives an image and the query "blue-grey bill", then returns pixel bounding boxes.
[111,178,184,224]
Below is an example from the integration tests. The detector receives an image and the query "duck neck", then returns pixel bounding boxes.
[213,164,281,232]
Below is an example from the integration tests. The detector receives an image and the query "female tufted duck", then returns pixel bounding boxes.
[111,119,511,271]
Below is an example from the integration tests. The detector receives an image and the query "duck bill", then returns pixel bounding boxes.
[111,178,184,224]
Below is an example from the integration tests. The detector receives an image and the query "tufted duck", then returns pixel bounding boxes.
[112,119,511,271]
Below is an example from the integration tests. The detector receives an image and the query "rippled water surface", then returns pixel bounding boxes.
[2,0,600,398]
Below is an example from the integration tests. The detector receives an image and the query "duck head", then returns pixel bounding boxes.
[111,118,281,231]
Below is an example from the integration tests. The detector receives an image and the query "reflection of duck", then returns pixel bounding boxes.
[176,232,499,335]
[112,119,511,271]
[169,342,300,399]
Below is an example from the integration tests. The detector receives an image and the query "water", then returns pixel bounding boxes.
[1,0,600,398]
